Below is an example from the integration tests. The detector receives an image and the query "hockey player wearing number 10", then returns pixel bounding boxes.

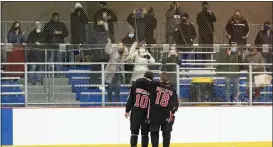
[125,71,155,147]
[149,72,179,147]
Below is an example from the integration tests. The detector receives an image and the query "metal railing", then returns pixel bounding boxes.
[1,62,272,107]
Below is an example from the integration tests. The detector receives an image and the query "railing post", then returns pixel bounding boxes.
[176,64,180,98]
[101,63,105,107]
[249,64,253,105]
[24,63,28,107]
[52,63,55,104]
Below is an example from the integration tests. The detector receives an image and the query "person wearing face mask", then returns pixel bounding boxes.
[126,42,155,83]
[27,21,45,85]
[217,45,244,102]
[245,48,266,99]
[104,38,129,105]
[43,12,69,71]
[6,21,26,78]
[122,26,137,84]
[88,19,110,84]
[225,10,249,53]
[94,2,117,42]
[197,2,216,60]
[165,2,183,44]
[161,45,181,89]
[255,21,272,70]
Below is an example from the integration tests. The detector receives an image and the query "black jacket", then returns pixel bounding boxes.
[255,30,273,45]
[71,8,88,44]
[145,13,157,44]
[197,11,216,35]
[94,8,117,34]
[225,19,249,44]
[122,36,136,47]
[174,23,197,45]
[27,29,45,62]
[43,20,69,44]
[161,52,180,72]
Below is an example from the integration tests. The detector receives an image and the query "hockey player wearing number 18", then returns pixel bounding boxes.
[149,72,179,147]
[125,71,155,147]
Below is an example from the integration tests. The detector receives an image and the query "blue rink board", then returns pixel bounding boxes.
[1,108,13,145]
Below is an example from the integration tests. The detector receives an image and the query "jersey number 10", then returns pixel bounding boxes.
[135,94,149,108]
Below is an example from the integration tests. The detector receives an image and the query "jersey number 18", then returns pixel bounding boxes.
[155,92,170,107]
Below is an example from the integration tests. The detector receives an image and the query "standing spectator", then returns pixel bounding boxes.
[71,2,88,62]
[255,21,272,71]
[121,26,136,84]
[197,2,216,60]
[127,8,147,43]
[104,39,129,104]
[245,48,265,99]
[145,7,157,44]
[27,21,45,85]
[174,13,197,66]
[217,46,244,102]
[225,10,249,53]
[43,12,69,71]
[165,2,183,44]
[94,2,117,42]
[126,42,155,83]
[6,21,26,77]
[88,19,110,84]
[161,45,180,89]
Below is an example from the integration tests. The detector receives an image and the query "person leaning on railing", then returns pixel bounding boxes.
[104,38,129,105]
[217,46,244,102]
[245,48,265,100]
[161,45,180,90]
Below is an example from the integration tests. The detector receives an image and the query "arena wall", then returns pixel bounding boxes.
[2,106,272,147]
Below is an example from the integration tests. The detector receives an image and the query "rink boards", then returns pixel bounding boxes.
[2,106,272,147]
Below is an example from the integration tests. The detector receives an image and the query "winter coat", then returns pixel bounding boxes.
[94,8,117,35]
[7,30,26,43]
[245,52,265,72]
[165,7,183,35]
[104,43,129,83]
[174,22,197,45]
[145,13,157,44]
[27,29,45,62]
[196,10,216,35]
[217,49,244,77]
[161,52,180,72]
[88,28,110,63]
[43,20,69,44]
[225,18,249,44]
[70,8,88,44]
[255,30,273,45]
[126,43,155,82]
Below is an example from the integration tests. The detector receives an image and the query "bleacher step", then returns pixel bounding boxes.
[26,85,72,93]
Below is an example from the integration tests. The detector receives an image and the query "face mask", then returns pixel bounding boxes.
[128,34,134,38]
[36,29,41,33]
[231,48,238,53]
[264,25,271,31]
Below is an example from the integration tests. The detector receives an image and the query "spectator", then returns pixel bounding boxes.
[6,21,26,77]
[165,2,183,44]
[161,45,180,89]
[27,21,45,85]
[104,39,129,104]
[197,2,216,60]
[255,21,272,70]
[225,10,249,52]
[126,42,155,82]
[43,12,69,71]
[88,19,110,84]
[245,48,265,99]
[174,13,197,66]
[71,2,88,62]
[217,45,244,102]
[121,25,136,84]
[145,7,157,44]
[94,2,117,42]
[174,13,197,46]
[127,8,147,43]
